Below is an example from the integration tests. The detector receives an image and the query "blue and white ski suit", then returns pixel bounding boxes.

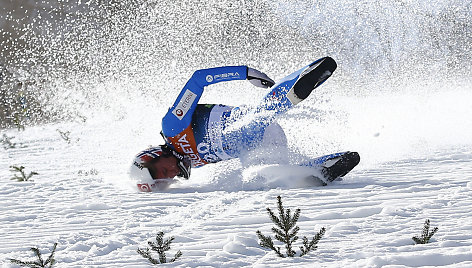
[161,65,303,168]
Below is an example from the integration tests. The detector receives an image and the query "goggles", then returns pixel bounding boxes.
[162,145,191,179]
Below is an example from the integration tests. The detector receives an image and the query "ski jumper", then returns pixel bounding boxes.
[161,64,315,168]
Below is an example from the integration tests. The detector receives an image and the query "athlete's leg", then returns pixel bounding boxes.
[238,122,289,167]
[220,84,295,158]
[220,57,337,159]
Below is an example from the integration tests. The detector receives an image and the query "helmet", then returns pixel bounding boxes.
[129,145,191,192]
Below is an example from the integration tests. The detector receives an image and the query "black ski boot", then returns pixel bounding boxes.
[321,151,360,182]
[293,57,337,100]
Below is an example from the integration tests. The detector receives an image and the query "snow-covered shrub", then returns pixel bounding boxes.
[10,165,39,182]
[9,242,57,268]
[256,195,326,258]
[137,231,182,265]
[1,134,17,149]
[412,219,438,244]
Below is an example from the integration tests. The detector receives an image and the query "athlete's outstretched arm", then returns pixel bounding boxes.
[162,66,248,137]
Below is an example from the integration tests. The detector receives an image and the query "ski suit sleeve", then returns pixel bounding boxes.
[162,66,248,137]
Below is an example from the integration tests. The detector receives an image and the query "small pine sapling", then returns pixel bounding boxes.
[257,196,326,258]
[412,219,438,244]
[9,242,57,268]
[2,134,17,149]
[299,227,326,257]
[56,129,71,144]
[10,165,39,181]
[77,169,99,176]
[137,231,182,264]
[12,113,26,131]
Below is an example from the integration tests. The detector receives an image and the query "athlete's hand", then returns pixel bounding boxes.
[247,67,275,88]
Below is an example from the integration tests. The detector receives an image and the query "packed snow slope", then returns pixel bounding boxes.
[1,0,472,267]
[1,98,472,268]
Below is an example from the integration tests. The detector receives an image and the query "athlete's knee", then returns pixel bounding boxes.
[262,122,287,148]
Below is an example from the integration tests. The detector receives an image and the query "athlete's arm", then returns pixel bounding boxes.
[162,66,248,137]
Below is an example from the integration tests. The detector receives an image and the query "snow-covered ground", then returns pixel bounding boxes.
[1,82,472,267]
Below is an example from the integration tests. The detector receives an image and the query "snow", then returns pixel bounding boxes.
[1,83,472,267]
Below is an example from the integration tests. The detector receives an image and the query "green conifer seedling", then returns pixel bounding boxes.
[10,165,39,181]
[2,134,17,149]
[299,229,326,257]
[9,242,57,268]
[412,219,438,244]
[12,112,25,131]
[137,231,182,264]
[257,196,326,258]
[56,129,71,144]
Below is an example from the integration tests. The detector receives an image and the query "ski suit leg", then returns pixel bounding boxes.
[220,85,295,159]
[238,121,289,167]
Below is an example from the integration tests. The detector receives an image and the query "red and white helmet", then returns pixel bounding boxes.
[129,145,191,192]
